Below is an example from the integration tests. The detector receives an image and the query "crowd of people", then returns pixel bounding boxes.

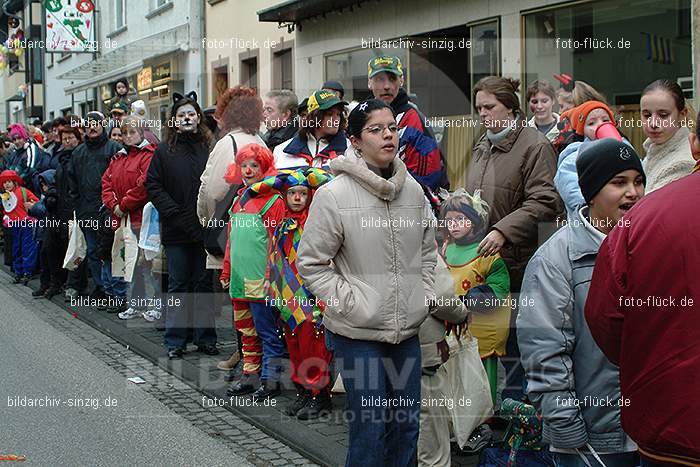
[1,57,699,467]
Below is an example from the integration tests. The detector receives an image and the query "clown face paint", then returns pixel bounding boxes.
[285,186,310,212]
[174,104,199,132]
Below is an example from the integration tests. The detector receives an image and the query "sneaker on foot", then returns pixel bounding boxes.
[64,288,78,302]
[141,309,161,322]
[118,307,142,320]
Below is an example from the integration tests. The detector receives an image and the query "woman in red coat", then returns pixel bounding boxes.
[102,116,157,320]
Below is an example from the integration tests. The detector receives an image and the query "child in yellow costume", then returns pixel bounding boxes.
[440,189,510,405]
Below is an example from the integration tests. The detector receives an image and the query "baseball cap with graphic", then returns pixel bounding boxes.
[368,56,403,78]
[306,90,348,113]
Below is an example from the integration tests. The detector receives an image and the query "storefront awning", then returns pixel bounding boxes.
[57,24,189,95]
[258,0,371,25]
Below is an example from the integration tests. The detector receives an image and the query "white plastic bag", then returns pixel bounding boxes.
[443,333,494,448]
[111,215,139,282]
[63,212,86,271]
[138,202,160,261]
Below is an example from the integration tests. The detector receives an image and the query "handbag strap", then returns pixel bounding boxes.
[229,134,238,155]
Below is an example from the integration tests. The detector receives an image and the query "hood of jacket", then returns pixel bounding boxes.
[329,153,407,201]
[38,169,56,188]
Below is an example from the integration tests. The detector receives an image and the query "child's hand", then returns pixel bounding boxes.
[24,200,36,210]
[114,205,125,218]
[220,279,230,290]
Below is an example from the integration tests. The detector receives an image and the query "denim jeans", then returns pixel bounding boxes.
[326,330,421,467]
[249,301,284,382]
[101,261,127,298]
[163,243,217,350]
[81,227,103,290]
[126,258,161,311]
[11,226,37,276]
[553,451,638,467]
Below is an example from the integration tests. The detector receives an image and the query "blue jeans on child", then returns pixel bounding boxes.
[11,225,38,276]
[326,330,422,467]
[101,261,127,298]
[249,301,284,382]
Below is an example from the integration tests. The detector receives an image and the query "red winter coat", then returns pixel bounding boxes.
[585,171,700,465]
[101,141,155,231]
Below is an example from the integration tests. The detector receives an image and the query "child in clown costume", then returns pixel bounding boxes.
[220,144,287,400]
[244,168,334,419]
[1,169,39,284]
[439,189,511,407]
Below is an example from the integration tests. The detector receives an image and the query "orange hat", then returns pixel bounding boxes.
[562,101,615,136]
[224,143,277,185]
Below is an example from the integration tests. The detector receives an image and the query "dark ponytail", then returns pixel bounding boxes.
[347,99,394,138]
[642,79,686,113]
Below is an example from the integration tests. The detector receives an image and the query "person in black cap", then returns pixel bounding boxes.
[518,137,645,467]
[322,80,345,100]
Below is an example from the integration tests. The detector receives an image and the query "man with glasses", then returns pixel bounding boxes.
[367,56,446,190]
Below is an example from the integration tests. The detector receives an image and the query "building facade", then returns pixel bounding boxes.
[204,0,295,107]
[260,0,696,186]
[46,0,204,133]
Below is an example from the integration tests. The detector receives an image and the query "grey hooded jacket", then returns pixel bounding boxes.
[517,207,633,452]
[297,154,437,344]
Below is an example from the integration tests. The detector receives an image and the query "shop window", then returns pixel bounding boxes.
[408,25,471,117]
[523,0,692,108]
[325,48,407,104]
[241,56,258,91]
[273,49,293,91]
[469,20,500,97]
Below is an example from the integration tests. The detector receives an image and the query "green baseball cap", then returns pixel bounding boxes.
[368,56,403,78]
[306,90,347,113]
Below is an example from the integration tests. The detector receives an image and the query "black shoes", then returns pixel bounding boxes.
[44,288,61,299]
[226,374,259,397]
[296,390,332,420]
[168,348,184,360]
[285,386,311,416]
[252,380,281,400]
[197,344,220,356]
[13,274,23,284]
[106,298,127,314]
[32,287,48,298]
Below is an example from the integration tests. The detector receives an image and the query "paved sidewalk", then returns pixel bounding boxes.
[2,263,481,466]
[0,268,316,467]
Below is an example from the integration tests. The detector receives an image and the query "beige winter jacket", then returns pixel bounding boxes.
[642,126,695,193]
[297,154,437,344]
[419,255,468,368]
[197,128,266,269]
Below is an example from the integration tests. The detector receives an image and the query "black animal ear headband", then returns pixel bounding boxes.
[172,91,198,105]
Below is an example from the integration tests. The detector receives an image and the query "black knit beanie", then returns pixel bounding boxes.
[576,139,646,203]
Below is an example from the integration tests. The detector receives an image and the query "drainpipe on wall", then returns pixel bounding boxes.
[197,0,206,104]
